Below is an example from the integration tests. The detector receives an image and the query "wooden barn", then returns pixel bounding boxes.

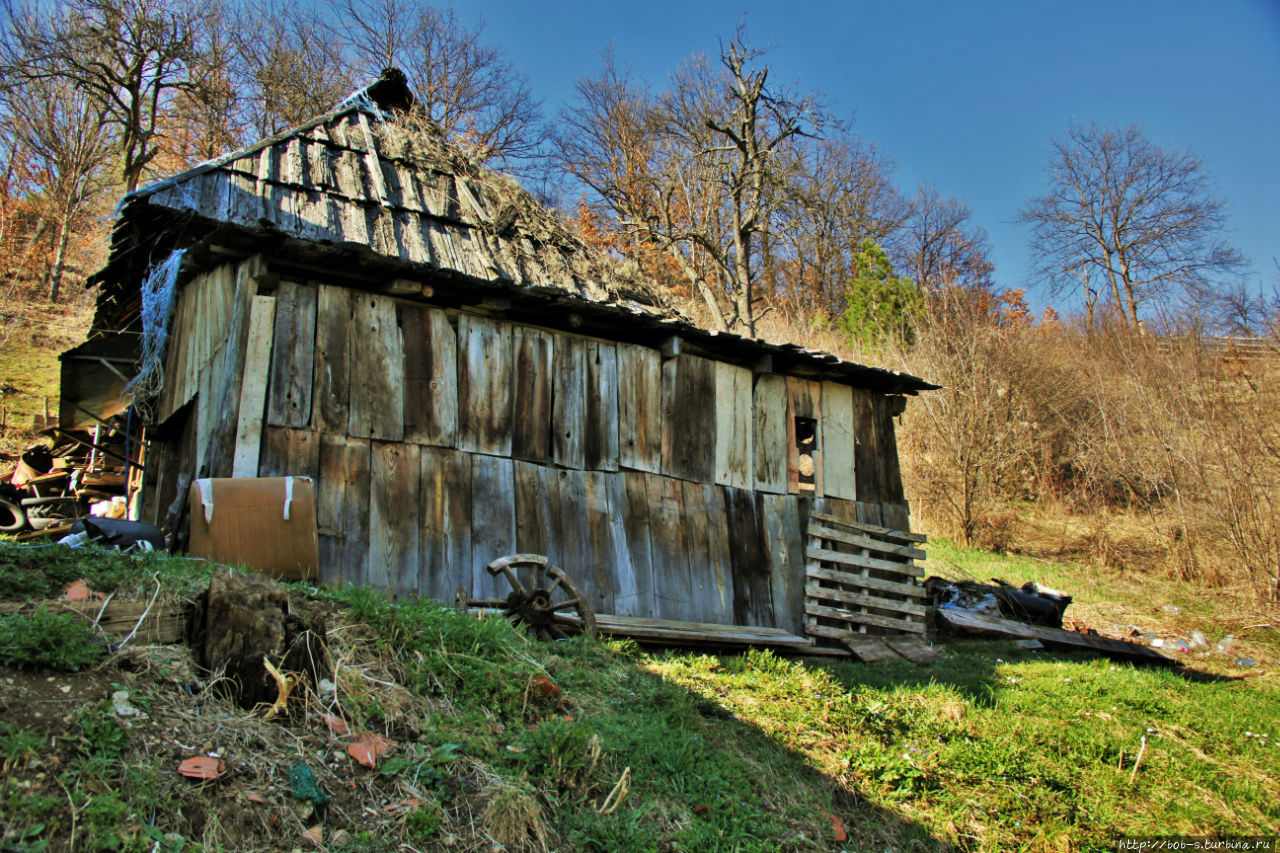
[62,73,938,651]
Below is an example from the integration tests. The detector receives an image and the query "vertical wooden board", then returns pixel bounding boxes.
[266,281,317,428]
[617,343,661,473]
[703,484,734,624]
[549,469,595,608]
[511,327,553,462]
[620,472,657,617]
[347,293,405,441]
[195,361,216,473]
[206,256,264,478]
[369,441,420,597]
[852,389,881,504]
[725,487,774,627]
[232,295,276,478]
[470,454,516,601]
[645,474,691,621]
[604,474,639,615]
[876,397,906,503]
[312,285,351,437]
[821,381,856,500]
[661,354,715,483]
[753,373,788,494]
[457,314,513,455]
[854,500,884,526]
[762,494,805,635]
[787,377,824,497]
[584,341,619,471]
[258,427,319,479]
[513,461,556,556]
[714,362,753,489]
[401,304,458,447]
[316,436,370,588]
[584,472,630,615]
[551,336,587,468]
[419,447,472,604]
[680,480,716,622]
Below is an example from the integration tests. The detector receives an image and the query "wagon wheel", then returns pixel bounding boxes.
[475,554,596,642]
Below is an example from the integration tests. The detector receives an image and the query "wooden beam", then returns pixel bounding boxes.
[231,295,276,478]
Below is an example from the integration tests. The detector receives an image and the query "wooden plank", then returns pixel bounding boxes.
[838,637,906,663]
[550,468,594,607]
[620,471,657,618]
[881,503,912,533]
[810,512,927,544]
[311,284,350,437]
[820,381,855,500]
[470,454,516,601]
[231,295,276,478]
[551,335,587,468]
[257,427,319,479]
[369,441,420,596]
[419,447,472,604]
[661,354,715,483]
[714,362,753,489]
[876,396,906,503]
[851,389,880,503]
[347,292,404,441]
[457,313,513,455]
[584,471,627,615]
[680,480,717,622]
[762,493,805,635]
[807,524,926,560]
[592,613,813,650]
[805,602,926,634]
[805,545,923,577]
[885,638,940,663]
[705,483,734,623]
[401,304,457,447]
[936,609,1178,666]
[787,377,823,496]
[584,340,619,471]
[512,460,555,556]
[511,326,553,462]
[266,281,317,428]
[645,473,691,622]
[806,565,928,598]
[316,436,370,587]
[617,343,661,473]
[604,473,639,615]
[725,487,772,627]
[804,582,928,617]
[0,600,184,645]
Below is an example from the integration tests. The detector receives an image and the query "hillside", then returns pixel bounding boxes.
[1,539,1276,853]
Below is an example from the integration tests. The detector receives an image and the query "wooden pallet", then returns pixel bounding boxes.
[804,513,927,652]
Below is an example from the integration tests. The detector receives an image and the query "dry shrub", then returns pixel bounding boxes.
[481,775,548,852]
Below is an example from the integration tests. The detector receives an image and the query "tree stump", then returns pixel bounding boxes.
[191,567,329,710]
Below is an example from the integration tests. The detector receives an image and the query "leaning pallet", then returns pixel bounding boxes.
[804,512,933,663]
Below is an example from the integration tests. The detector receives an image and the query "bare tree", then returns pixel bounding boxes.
[328,0,546,169]
[0,0,223,191]
[1019,122,1244,331]
[894,184,994,294]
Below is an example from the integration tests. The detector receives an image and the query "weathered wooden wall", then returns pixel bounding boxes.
[148,273,913,631]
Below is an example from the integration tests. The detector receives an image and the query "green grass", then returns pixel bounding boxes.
[0,543,214,600]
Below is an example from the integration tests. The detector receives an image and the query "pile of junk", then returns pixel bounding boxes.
[926,577,1073,628]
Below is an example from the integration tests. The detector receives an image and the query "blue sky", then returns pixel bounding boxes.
[450,0,1280,313]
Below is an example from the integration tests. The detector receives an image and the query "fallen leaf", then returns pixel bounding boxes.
[177,756,225,780]
[692,804,710,817]
[822,810,848,843]
[63,580,96,601]
[347,732,395,768]
[244,791,267,804]
[530,675,560,700]
[303,825,323,846]
[321,713,349,736]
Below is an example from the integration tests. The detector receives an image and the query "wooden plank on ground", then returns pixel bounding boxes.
[620,471,656,617]
[820,381,855,500]
[806,565,927,598]
[369,441,420,597]
[839,637,904,663]
[267,281,317,428]
[511,326,553,462]
[592,613,813,650]
[762,493,805,635]
[805,545,923,577]
[886,637,939,663]
[936,609,1178,666]
[804,582,928,617]
[714,362,753,489]
[753,373,788,493]
[552,335,587,468]
[231,295,276,478]
[617,343,661,473]
[347,292,404,441]
[0,600,184,645]
[311,284,351,437]
[419,447,471,604]
[401,303,457,447]
[810,512,927,543]
[645,473,691,622]
[316,436,370,588]
[725,487,772,627]
[470,454,516,601]
[584,340,619,471]
[661,354,715,483]
[807,523,926,559]
[457,313,512,455]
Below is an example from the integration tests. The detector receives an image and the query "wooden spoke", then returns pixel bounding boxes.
[476,554,596,641]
